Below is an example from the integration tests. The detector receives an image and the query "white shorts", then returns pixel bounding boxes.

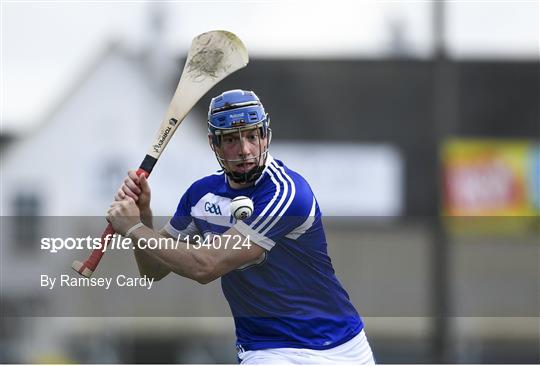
[238,330,375,364]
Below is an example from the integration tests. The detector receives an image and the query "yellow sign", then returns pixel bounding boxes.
[442,139,535,217]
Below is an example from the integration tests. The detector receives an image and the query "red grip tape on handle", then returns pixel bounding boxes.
[136,169,150,178]
[83,223,116,271]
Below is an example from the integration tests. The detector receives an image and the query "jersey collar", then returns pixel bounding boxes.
[254,153,274,186]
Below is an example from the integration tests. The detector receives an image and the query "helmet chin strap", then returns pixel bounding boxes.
[228,164,265,184]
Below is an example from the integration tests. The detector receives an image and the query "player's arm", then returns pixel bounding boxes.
[190,227,265,283]
[111,170,248,282]
[108,185,264,283]
[126,225,264,284]
[132,227,173,281]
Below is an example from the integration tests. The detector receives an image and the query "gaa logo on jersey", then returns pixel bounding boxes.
[204,202,222,215]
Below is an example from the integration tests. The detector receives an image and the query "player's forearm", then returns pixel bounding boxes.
[133,246,170,280]
[129,226,214,283]
[131,208,166,279]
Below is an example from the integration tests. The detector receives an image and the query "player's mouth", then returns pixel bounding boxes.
[235,161,256,172]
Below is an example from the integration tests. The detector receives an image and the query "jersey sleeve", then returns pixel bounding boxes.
[233,169,316,250]
[163,188,199,239]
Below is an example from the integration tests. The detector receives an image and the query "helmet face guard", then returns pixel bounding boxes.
[208,90,271,184]
[211,126,272,184]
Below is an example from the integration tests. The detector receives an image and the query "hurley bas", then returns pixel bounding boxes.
[41,274,154,290]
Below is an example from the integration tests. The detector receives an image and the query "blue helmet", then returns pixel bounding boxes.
[208,89,270,145]
[207,90,271,184]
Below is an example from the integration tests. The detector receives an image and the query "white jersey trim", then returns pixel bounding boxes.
[251,163,290,232]
[285,197,316,240]
[234,220,276,251]
[164,220,199,239]
[250,161,297,236]
[260,162,296,235]
[249,162,282,229]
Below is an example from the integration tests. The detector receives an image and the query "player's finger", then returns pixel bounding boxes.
[121,185,139,201]
[124,177,142,195]
[115,189,126,201]
[128,170,141,185]
[139,174,150,193]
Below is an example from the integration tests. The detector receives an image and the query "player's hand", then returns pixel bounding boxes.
[115,170,151,211]
[106,196,141,235]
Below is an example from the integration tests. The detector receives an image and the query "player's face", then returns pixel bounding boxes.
[218,128,268,174]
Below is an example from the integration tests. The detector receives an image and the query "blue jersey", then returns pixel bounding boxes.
[164,156,363,351]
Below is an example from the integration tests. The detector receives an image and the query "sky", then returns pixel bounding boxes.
[1,0,538,133]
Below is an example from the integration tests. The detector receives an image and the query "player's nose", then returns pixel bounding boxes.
[239,137,251,155]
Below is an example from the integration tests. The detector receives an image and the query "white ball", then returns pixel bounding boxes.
[230,196,254,220]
